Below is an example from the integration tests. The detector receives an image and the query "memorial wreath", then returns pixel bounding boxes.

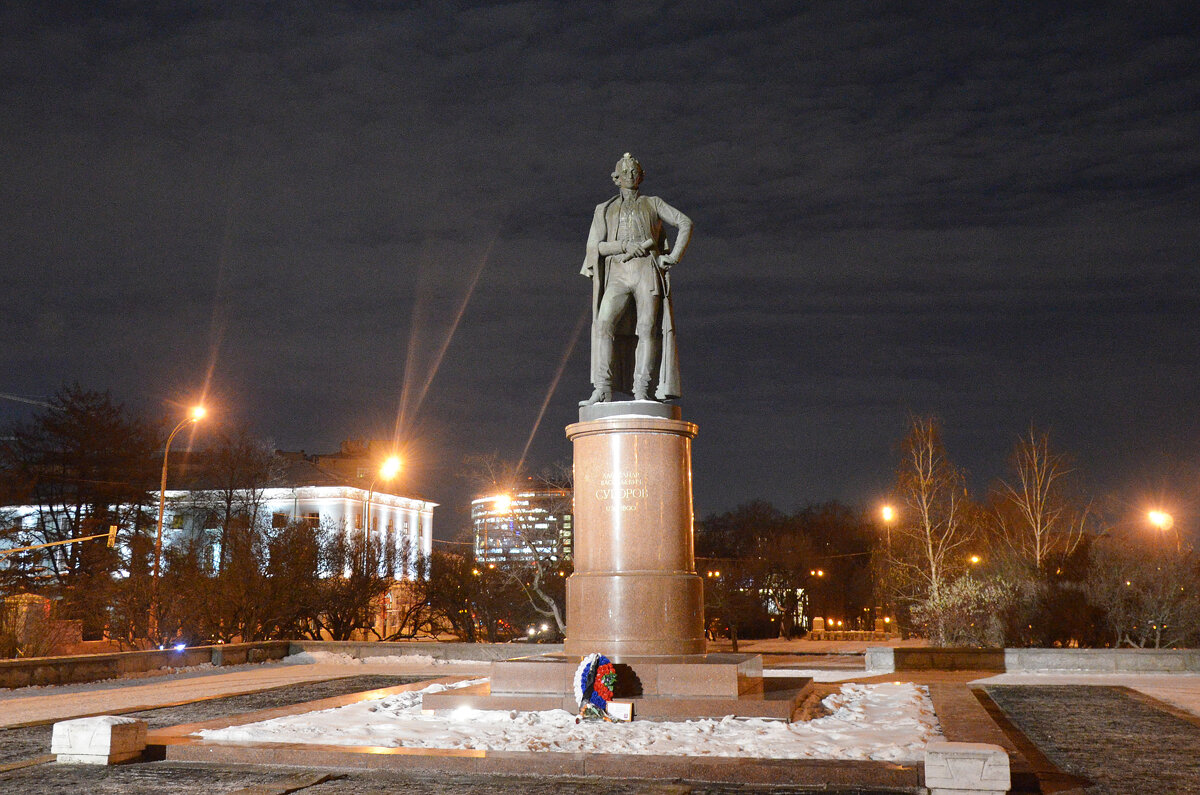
[573,653,620,721]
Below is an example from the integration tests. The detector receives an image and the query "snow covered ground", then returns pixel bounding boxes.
[196,677,944,762]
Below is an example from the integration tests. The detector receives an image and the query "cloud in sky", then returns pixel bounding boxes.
[1,2,1198,526]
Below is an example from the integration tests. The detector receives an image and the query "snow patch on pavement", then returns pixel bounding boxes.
[197,678,943,761]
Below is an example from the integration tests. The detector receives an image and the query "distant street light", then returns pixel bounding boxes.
[363,455,402,570]
[877,504,898,629]
[151,405,206,640]
[880,505,896,550]
[969,554,982,565]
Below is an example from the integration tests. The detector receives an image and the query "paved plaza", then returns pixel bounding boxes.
[1,649,1199,793]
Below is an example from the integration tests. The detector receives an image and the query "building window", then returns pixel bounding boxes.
[272,512,289,529]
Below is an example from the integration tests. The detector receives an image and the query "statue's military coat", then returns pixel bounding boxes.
[580,194,692,400]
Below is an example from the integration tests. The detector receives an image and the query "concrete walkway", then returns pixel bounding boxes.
[0,660,490,728]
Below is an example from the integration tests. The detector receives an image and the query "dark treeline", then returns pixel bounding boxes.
[699,416,1200,650]
[2,387,1198,655]
[697,501,875,649]
[0,385,569,655]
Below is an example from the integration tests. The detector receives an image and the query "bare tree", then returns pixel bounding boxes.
[889,416,977,606]
[465,455,572,637]
[183,428,279,575]
[992,428,1088,573]
[1085,533,1200,648]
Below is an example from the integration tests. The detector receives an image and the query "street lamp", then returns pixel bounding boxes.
[1148,510,1173,531]
[151,405,206,640]
[363,455,402,570]
[880,505,896,550]
[1148,510,1180,552]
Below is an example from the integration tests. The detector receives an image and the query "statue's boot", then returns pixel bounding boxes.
[580,387,612,406]
[632,333,659,402]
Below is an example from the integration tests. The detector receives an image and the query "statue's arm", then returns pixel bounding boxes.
[652,197,692,264]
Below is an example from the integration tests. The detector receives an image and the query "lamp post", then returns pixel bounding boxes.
[877,505,897,629]
[880,505,896,551]
[150,405,206,640]
[363,455,401,572]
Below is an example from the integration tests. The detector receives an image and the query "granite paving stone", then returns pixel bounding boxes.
[984,685,1200,794]
[0,675,424,766]
[0,763,918,794]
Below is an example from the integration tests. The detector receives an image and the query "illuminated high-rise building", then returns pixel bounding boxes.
[472,486,572,564]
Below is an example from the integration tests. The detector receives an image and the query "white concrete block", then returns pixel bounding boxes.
[865,646,895,673]
[925,741,1010,794]
[51,715,148,764]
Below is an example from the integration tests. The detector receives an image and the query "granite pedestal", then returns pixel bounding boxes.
[424,404,810,721]
[566,403,704,657]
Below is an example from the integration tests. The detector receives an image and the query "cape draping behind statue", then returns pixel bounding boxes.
[580,195,682,400]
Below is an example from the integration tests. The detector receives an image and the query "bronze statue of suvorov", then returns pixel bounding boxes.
[580,153,692,405]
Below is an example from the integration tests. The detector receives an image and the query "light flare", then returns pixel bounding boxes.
[516,306,589,473]
[393,241,492,445]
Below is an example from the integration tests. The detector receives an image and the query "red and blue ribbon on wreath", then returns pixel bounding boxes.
[573,653,619,721]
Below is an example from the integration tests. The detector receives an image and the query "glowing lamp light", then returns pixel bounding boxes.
[881,505,895,523]
[189,405,206,421]
[379,455,402,480]
[969,554,982,565]
[493,494,512,513]
[174,643,186,652]
[1148,510,1174,531]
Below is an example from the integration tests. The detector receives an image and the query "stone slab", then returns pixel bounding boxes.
[892,648,1006,672]
[578,401,680,422]
[488,654,763,699]
[157,739,919,788]
[51,715,147,764]
[420,677,810,721]
[924,741,1010,794]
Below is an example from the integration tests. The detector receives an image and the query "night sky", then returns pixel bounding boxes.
[3,3,1199,535]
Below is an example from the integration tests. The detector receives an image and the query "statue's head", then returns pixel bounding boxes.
[611,152,644,189]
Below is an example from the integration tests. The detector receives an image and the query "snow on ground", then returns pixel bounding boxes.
[197,678,943,761]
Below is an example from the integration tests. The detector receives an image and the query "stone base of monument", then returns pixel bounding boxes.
[420,653,812,721]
